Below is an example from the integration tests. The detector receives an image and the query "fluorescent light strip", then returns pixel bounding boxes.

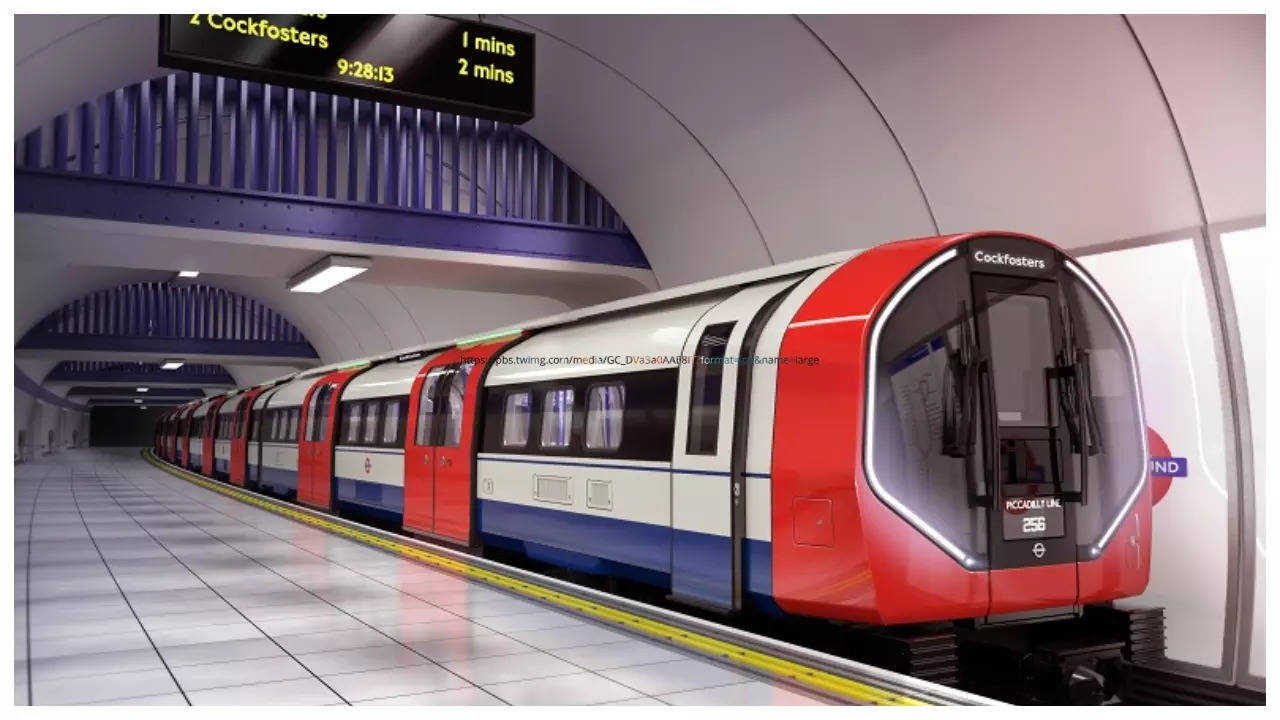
[862,248,978,568]
[1065,260,1150,557]
[161,360,184,370]
[178,270,200,278]
[288,255,372,293]
[290,265,368,293]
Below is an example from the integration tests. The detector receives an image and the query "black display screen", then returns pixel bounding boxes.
[159,14,535,123]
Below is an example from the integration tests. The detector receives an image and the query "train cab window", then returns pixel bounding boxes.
[443,364,472,447]
[343,403,362,445]
[868,256,984,564]
[984,293,1055,427]
[540,387,575,449]
[1060,267,1144,552]
[585,384,625,451]
[382,399,402,445]
[363,401,382,445]
[687,322,735,455]
[502,391,532,448]
[415,369,446,446]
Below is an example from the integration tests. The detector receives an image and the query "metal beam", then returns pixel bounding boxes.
[15,168,650,269]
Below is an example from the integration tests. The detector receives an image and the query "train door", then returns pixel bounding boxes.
[230,388,265,487]
[669,280,797,611]
[297,370,363,509]
[201,398,226,477]
[971,273,1080,613]
[298,380,335,509]
[247,389,278,488]
[404,340,508,544]
[405,361,449,537]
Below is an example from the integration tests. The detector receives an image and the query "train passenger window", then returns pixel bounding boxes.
[687,322,735,455]
[343,403,362,445]
[502,391,532,448]
[382,399,402,445]
[289,408,299,441]
[270,411,280,441]
[414,368,446,446]
[444,364,472,447]
[540,387,575,449]
[585,384,625,451]
[363,401,382,445]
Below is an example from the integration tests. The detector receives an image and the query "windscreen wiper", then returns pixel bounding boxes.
[940,303,988,506]
[942,302,978,458]
[1056,303,1104,457]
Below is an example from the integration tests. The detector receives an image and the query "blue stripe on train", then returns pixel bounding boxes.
[333,477,404,526]
[255,465,298,496]
[477,499,777,612]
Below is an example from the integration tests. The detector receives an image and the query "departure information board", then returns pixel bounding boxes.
[159,15,535,123]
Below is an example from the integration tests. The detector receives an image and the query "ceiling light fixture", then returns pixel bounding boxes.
[133,398,143,403]
[161,360,185,370]
[288,255,372,294]
[136,387,149,393]
[178,270,200,278]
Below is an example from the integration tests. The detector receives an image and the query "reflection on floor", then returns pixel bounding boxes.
[14,448,835,706]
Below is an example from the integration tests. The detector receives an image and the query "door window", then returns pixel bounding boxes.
[687,323,735,455]
[984,293,1056,427]
[415,368,448,446]
[444,364,472,447]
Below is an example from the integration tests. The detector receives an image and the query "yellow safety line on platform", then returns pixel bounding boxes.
[142,450,928,706]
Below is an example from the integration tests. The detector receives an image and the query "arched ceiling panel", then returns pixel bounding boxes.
[343,284,430,350]
[1127,14,1264,224]
[803,14,1203,247]
[510,15,937,265]
[16,15,158,137]
[488,17,770,287]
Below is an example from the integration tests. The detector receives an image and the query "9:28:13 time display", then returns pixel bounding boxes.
[336,58,394,84]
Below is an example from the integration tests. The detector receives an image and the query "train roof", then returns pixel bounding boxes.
[316,249,862,377]
[341,352,438,401]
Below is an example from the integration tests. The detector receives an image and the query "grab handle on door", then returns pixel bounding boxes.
[440,456,452,468]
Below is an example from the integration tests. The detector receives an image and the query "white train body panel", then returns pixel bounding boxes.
[341,356,432,400]
[485,296,729,386]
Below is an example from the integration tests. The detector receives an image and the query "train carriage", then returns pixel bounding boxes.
[212,393,240,480]
[330,358,420,523]
[251,376,307,498]
[154,232,1151,688]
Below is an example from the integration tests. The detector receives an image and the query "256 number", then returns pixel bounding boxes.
[1022,516,1047,534]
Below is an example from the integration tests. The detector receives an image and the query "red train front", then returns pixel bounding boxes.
[772,232,1150,626]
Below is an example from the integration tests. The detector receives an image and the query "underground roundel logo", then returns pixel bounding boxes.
[1032,542,1046,559]
[363,457,372,474]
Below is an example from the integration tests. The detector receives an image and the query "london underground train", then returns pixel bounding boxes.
[155,232,1152,695]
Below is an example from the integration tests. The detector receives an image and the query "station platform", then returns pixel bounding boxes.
[14,449,837,706]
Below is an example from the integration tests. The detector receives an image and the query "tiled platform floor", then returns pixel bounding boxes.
[14,449,836,706]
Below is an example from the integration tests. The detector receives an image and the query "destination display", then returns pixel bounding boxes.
[159,14,535,123]
[1001,495,1066,540]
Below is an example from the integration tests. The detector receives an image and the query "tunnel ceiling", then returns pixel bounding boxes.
[13,13,1265,377]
